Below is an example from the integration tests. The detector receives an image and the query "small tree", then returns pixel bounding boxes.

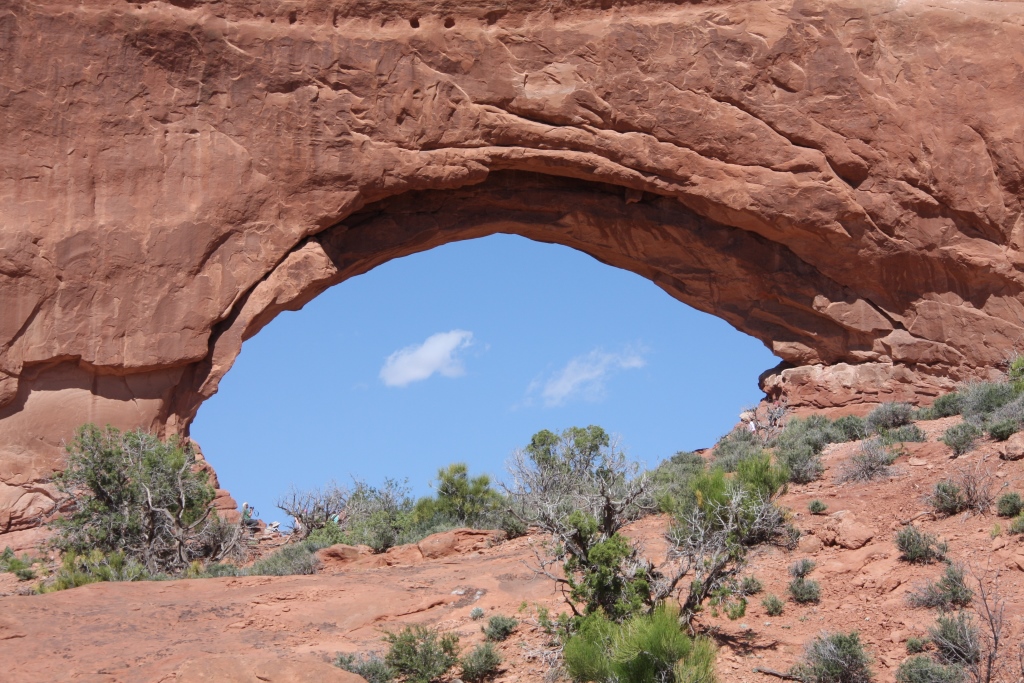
[52,424,238,574]
[506,426,657,621]
[414,463,504,528]
[276,482,348,538]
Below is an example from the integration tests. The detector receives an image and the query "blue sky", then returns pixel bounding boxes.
[190,234,779,522]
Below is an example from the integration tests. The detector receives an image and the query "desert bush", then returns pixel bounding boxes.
[0,547,36,581]
[762,594,784,616]
[412,463,509,533]
[931,393,964,418]
[789,577,821,604]
[958,382,1018,421]
[930,464,997,518]
[928,612,980,667]
[1009,515,1024,535]
[711,427,764,472]
[199,561,243,577]
[247,542,319,576]
[482,615,518,642]
[906,563,973,610]
[940,423,980,458]
[997,492,1023,518]
[562,604,717,683]
[741,576,763,595]
[989,392,1024,428]
[51,424,236,574]
[832,415,868,442]
[895,655,964,683]
[650,451,706,513]
[1009,355,1024,391]
[896,526,947,564]
[866,403,914,433]
[793,632,873,683]
[986,419,1018,442]
[305,520,347,548]
[383,624,460,683]
[276,482,348,538]
[344,478,418,552]
[790,558,816,579]
[882,424,927,444]
[335,653,396,683]
[929,481,967,516]
[506,426,659,621]
[460,643,502,682]
[905,638,929,654]
[772,417,834,484]
[41,549,151,592]
[470,607,485,620]
[808,499,828,515]
[667,462,792,623]
[839,438,897,483]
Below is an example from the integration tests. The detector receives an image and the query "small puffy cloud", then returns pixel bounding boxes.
[380,330,474,387]
[532,346,647,407]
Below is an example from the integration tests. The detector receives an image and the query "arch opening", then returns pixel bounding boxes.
[190,230,780,521]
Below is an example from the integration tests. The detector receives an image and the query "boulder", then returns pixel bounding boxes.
[1000,433,1024,461]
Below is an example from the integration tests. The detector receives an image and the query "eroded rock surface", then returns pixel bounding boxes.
[1,0,1023,543]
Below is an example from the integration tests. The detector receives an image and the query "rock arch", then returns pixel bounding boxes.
[2,0,1023,546]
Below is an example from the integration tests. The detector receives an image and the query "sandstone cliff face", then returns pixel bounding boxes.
[1,0,1023,545]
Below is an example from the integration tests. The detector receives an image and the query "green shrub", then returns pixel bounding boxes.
[987,419,1018,441]
[793,632,873,683]
[762,594,784,616]
[1009,355,1024,391]
[905,638,929,655]
[906,564,972,610]
[928,612,980,666]
[41,549,150,592]
[882,424,927,444]
[306,521,347,548]
[383,625,460,683]
[51,424,224,574]
[0,547,35,580]
[832,415,868,442]
[651,451,706,513]
[200,562,242,577]
[470,607,485,620]
[940,423,981,458]
[460,643,502,682]
[996,492,1022,518]
[839,438,897,483]
[958,381,1018,421]
[483,615,518,642]
[335,653,396,683]
[895,526,947,564]
[929,481,967,516]
[772,417,833,483]
[931,392,963,418]
[895,655,964,683]
[808,499,828,515]
[247,543,319,576]
[790,558,816,579]
[712,427,763,472]
[866,403,913,433]
[788,577,821,604]
[1009,515,1024,535]
[740,576,763,595]
[989,394,1024,431]
[562,604,717,683]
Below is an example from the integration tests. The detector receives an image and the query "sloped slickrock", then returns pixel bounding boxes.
[2,0,1024,545]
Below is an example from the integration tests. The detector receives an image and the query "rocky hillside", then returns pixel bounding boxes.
[2,412,1022,683]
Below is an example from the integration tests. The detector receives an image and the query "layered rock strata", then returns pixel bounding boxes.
[1,0,1023,545]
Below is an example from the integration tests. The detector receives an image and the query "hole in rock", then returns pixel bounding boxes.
[191,235,779,526]
[409,17,419,28]
[444,17,455,28]
[288,10,297,24]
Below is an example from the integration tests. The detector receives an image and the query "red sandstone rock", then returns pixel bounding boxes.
[176,655,364,683]
[2,0,1024,545]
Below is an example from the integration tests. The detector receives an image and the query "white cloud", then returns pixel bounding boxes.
[532,346,647,407]
[380,330,474,387]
